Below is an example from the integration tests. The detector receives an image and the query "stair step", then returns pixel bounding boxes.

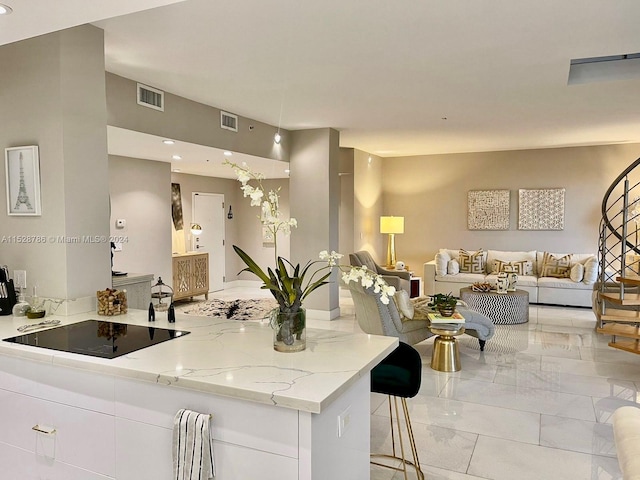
[616,275,640,286]
[608,339,640,355]
[596,308,640,322]
[597,323,640,339]
[599,292,640,306]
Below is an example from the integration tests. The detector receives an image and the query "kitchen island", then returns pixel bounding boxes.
[0,309,397,479]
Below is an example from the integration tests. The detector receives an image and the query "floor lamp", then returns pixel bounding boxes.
[380,216,404,269]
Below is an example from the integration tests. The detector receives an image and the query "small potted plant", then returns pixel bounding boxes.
[429,293,458,317]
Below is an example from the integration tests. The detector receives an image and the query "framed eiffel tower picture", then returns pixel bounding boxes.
[5,146,41,216]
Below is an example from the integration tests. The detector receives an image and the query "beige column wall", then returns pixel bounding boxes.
[289,128,340,317]
[0,25,110,304]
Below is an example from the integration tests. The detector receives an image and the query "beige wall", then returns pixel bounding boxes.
[0,25,110,301]
[353,149,385,264]
[380,143,640,272]
[109,156,172,283]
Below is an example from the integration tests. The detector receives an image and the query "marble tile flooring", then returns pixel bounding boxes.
[200,286,638,480]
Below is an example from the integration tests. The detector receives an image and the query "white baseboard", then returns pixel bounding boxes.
[306,307,341,321]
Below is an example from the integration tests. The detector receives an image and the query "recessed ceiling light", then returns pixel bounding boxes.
[172,155,182,160]
[172,169,181,172]
[0,4,13,15]
[163,139,175,145]
[223,151,232,157]
[284,169,290,174]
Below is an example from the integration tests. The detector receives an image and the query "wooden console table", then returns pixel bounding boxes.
[172,252,209,301]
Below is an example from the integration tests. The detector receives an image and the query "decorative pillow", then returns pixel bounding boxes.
[435,252,450,276]
[393,289,414,320]
[570,263,584,282]
[458,249,485,274]
[583,258,599,284]
[492,259,533,276]
[448,259,460,275]
[541,252,573,278]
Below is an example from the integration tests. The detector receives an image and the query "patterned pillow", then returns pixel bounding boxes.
[393,289,414,321]
[492,259,533,276]
[541,252,573,278]
[459,249,485,274]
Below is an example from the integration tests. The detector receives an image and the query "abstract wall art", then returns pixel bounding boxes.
[467,190,510,230]
[518,188,565,230]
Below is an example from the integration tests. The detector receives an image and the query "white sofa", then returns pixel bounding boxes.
[423,249,598,307]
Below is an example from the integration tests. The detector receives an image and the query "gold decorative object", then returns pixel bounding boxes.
[471,282,493,292]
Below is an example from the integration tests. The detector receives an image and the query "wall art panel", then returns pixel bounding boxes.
[467,190,510,230]
[518,188,565,230]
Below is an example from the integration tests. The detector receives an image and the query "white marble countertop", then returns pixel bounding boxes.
[0,310,397,414]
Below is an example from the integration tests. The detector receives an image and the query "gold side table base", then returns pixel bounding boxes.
[430,325,465,372]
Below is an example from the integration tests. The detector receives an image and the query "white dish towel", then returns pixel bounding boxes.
[173,409,216,479]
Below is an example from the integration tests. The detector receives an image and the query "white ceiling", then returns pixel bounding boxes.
[4,0,640,169]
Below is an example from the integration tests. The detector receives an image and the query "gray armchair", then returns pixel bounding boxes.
[346,282,496,350]
[346,282,432,345]
[349,250,411,295]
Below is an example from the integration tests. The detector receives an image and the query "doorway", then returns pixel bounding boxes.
[192,192,225,292]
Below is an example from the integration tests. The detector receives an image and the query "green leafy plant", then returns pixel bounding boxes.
[429,293,458,308]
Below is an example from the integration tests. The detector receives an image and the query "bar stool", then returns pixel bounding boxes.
[371,342,424,480]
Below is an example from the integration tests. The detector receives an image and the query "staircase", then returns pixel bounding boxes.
[595,157,640,354]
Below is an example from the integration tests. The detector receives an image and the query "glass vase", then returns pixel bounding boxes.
[272,308,306,352]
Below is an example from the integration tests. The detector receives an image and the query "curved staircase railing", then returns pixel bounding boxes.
[596,156,640,354]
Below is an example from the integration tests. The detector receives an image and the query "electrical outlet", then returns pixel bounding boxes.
[14,270,26,289]
[337,406,352,438]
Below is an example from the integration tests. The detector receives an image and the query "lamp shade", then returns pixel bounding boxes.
[380,216,404,234]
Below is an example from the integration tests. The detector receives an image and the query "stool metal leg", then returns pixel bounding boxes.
[371,395,424,480]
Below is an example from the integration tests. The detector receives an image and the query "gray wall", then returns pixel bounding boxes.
[109,156,172,283]
[106,73,290,162]
[290,128,340,313]
[0,25,110,301]
[378,143,640,272]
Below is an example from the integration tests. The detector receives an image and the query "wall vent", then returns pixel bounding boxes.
[220,111,238,132]
[137,83,164,111]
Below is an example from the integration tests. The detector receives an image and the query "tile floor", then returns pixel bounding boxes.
[199,286,638,480]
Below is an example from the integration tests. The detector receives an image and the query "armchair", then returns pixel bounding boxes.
[349,250,411,294]
[346,282,432,346]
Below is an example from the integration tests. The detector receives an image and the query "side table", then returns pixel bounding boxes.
[429,323,465,372]
[459,287,529,325]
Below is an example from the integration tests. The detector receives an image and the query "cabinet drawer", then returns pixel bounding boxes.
[0,389,115,477]
[115,377,298,458]
[0,441,114,480]
[116,418,297,480]
[0,354,114,414]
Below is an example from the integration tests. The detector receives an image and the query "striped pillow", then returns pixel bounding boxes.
[541,252,573,278]
[459,249,485,274]
[492,259,533,276]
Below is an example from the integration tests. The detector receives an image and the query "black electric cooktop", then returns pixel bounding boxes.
[3,320,190,359]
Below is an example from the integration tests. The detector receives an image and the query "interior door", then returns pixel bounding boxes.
[193,192,225,292]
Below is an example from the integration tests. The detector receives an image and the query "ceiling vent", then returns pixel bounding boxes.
[220,111,238,132]
[137,83,164,111]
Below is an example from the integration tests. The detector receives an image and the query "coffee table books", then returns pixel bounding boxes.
[427,311,465,324]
